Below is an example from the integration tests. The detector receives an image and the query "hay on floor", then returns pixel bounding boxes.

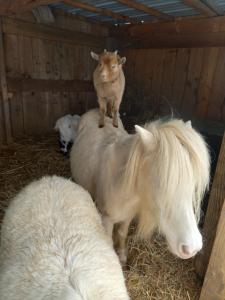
[0,135,202,300]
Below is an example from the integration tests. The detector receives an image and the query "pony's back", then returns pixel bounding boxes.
[71,109,126,198]
[0,176,129,300]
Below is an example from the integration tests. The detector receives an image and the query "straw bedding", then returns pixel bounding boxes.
[0,135,202,300]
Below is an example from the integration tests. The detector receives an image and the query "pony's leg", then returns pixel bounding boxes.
[98,98,106,128]
[102,215,114,239]
[115,219,131,265]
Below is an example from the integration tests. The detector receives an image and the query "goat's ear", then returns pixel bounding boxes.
[90,51,99,61]
[119,56,126,65]
[135,125,154,146]
[114,50,118,56]
[186,120,192,128]
[104,49,107,53]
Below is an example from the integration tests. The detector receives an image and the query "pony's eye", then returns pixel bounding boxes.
[99,63,102,67]
[111,64,116,69]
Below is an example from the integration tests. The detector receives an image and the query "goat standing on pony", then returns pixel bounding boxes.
[91,49,126,128]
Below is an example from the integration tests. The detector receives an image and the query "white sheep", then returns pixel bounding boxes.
[54,114,80,155]
[0,176,130,300]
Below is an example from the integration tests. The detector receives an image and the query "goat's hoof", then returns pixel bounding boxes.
[118,249,127,266]
[99,124,104,128]
[113,124,118,128]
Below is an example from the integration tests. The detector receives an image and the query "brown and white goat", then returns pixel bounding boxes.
[91,49,126,128]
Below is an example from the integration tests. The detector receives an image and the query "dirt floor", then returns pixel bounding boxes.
[0,135,202,300]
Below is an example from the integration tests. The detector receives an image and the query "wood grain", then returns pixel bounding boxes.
[195,133,225,278]
[199,145,225,299]
[0,18,12,143]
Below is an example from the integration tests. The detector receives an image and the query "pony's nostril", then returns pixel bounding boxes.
[181,245,192,256]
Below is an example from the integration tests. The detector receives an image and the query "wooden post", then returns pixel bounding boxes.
[195,133,225,277]
[199,197,225,299]
[0,17,12,143]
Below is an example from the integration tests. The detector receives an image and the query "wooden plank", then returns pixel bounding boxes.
[0,95,6,145]
[5,34,21,77]
[182,0,217,17]
[63,0,133,23]
[161,49,177,102]
[0,0,56,15]
[207,48,225,122]
[196,47,219,120]
[9,92,24,137]
[181,48,204,118]
[172,48,191,111]
[151,49,165,99]
[2,17,106,48]
[5,78,94,93]
[199,141,225,300]
[115,16,225,37]
[117,0,173,20]
[122,31,225,48]
[195,133,225,278]
[0,18,12,143]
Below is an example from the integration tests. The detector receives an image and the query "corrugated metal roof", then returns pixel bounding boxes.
[49,0,224,25]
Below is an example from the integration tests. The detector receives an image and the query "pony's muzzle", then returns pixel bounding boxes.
[179,242,202,259]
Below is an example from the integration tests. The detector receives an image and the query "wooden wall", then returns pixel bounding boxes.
[122,47,225,127]
[0,10,108,144]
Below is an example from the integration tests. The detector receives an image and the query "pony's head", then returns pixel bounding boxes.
[132,119,210,259]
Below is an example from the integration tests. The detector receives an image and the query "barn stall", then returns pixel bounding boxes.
[0,1,225,299]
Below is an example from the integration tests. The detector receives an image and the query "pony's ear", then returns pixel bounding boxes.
[186,120,192,128]
[135,125,154,145]
[90,51,99,61]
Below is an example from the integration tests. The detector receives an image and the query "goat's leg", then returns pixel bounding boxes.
[115,219,131,265]
[98,98,106,128]
[107,100,113,118]
[112,101,120,128]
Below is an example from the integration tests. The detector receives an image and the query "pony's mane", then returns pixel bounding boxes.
[123,118,210,223]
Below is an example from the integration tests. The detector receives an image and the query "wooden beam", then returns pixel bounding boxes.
[121,32,225,48]
[111,16,225,48]
[199,191,225,299]
[203,0,225,16]
[113,15,225,37]
[63,0,133,23]
[0,18,12,143]
[195,133,225,278]
[2,17,106,48]
[117,0,173,21]
[5,78,94,93]
[182,0,217,17]
[0,0,56,15]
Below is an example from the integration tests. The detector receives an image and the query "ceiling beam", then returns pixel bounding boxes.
[63,0,134,23]
[182,0,217,17]
[0,0,56,15]
[202,0,225,16]
[117,0,173,21]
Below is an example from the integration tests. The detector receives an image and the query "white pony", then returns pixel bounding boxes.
[70,109,210,264]
[0,176,129,300]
